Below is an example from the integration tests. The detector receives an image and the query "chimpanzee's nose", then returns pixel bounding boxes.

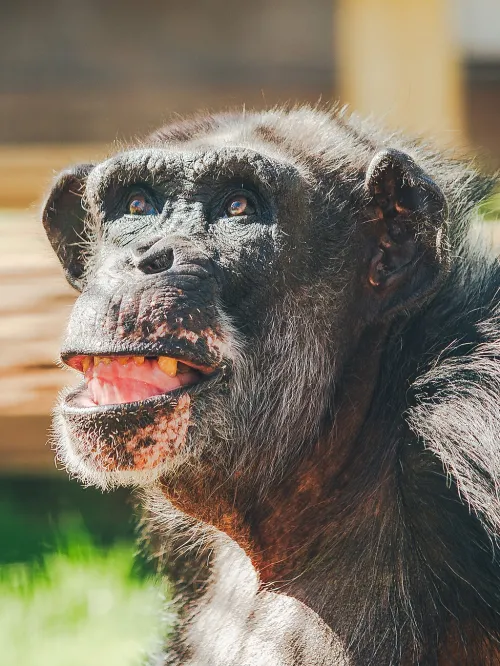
[132,237,175,274]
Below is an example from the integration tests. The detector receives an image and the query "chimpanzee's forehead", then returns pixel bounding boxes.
[85,145,307,209]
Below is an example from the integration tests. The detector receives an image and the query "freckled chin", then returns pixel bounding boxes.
[62,392,193,474]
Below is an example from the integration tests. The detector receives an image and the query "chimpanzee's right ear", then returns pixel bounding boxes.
[42,163,94,291]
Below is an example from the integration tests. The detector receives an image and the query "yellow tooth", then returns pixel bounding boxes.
[118,356,130,365]
[94,356,111,366]
[158,356,178,377]
[82,356,91,373]
[134,356,145,365]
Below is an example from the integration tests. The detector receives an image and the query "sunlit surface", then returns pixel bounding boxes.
[0,540,163,666]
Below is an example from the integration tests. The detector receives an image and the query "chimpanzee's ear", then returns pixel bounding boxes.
[42,163,94,291]
[364,149,449,316]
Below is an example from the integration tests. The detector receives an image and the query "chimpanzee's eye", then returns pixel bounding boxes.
[127,194,157,216]
[225,194,255,217]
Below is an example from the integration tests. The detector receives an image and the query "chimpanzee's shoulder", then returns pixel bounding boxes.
[402,248,500,534]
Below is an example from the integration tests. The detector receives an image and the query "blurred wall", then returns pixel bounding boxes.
[1,0,499,161]
[0,0,333,143]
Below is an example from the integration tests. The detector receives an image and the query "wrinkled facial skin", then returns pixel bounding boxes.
[51,145,357,490]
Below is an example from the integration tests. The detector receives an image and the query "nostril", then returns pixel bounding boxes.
[137,247,175,274]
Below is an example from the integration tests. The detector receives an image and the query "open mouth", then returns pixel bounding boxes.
[57,347,224,474]
[65,354,215,408]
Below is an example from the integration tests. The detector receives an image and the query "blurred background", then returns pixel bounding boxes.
[0,1,499,664]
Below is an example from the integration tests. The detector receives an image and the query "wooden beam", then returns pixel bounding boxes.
[0,144,108,209]
[0,208,77,472]
[335,0,465,144]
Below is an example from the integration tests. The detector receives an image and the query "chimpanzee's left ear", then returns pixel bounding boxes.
[364,149,449,316]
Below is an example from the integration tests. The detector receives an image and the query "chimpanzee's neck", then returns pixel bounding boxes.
[160,322,388,582]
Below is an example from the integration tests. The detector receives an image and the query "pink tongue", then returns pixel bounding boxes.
[85,359,198,406]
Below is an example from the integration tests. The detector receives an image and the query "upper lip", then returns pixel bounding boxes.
[61,341,219,372]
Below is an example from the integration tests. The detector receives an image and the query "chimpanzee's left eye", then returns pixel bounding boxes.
[127,194,157,216]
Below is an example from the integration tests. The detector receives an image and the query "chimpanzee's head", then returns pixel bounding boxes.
[43,109,449,491]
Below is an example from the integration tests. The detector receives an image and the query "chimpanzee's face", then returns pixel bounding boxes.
[43,115,447,490]
[45,144,357,488]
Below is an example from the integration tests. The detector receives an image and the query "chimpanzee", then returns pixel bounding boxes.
[43,107,500,665]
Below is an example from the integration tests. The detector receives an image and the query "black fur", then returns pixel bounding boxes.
[43,106,500,665]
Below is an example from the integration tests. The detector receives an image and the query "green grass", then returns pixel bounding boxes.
[479,191,500,222]
[0,478,165,666]
[0,538,163,666]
